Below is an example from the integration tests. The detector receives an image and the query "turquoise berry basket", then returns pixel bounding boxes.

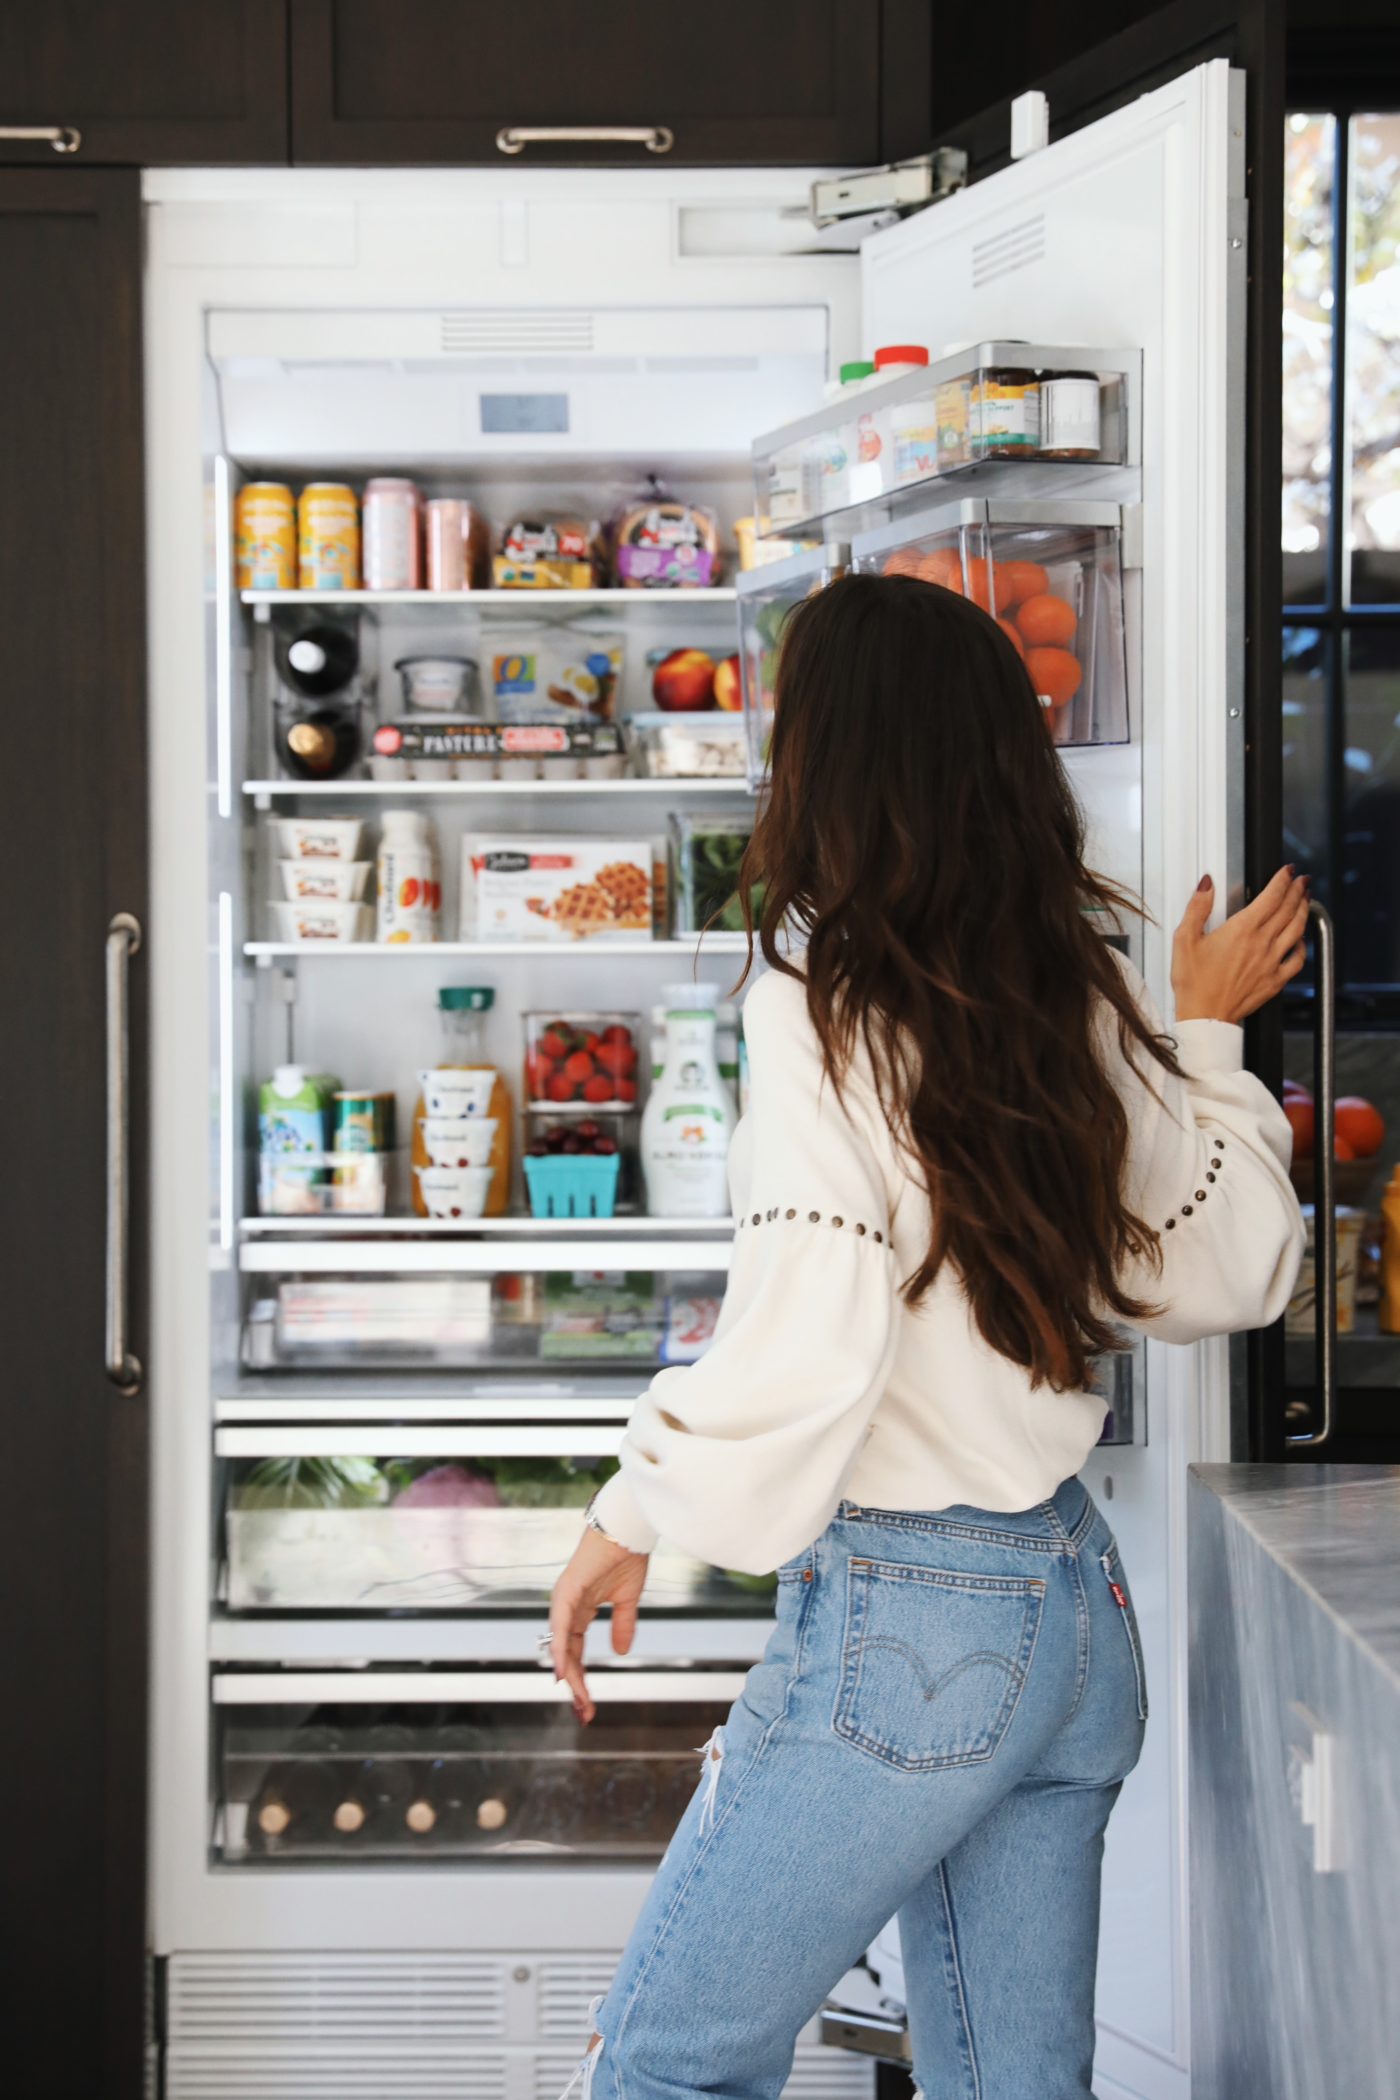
[524,1152,621,1220]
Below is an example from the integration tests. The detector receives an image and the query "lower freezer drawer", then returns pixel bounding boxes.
[213,1670,745,1867]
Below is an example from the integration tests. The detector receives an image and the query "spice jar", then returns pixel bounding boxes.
[970,366,1041,459]
[1040,372,1103,460]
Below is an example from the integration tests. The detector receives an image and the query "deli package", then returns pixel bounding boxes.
[490,626,623,723]
[374,718,626,768]
[610,486,722,589]
[461,836,653,944]
[493,515,602,590]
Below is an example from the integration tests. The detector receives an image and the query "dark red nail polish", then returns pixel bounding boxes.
[1197,873,1212,891]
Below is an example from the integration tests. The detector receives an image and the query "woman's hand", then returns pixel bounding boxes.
[1171,866,1309,1025]
[548,1528,649,1724]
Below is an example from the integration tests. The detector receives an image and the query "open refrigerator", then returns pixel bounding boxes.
[145,60,1244,2100]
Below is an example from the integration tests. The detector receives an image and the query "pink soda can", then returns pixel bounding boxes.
[362,477,421,590]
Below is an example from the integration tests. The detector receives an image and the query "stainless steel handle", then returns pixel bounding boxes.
[496,124,674,156]
[0,124,82,154]
[1288,900,1335,1448]
[105,912,142,1396]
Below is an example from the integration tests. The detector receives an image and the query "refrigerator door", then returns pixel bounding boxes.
[854,61,1248,2100]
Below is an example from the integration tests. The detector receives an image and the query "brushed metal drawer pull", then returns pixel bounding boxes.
[0,124,82,154]
[106,912,142,1395]
[496,125,674,156]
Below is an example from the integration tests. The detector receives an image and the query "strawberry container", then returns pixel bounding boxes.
[524,1011,641,1112]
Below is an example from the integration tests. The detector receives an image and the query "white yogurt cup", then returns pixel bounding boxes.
[414,1164,494,1218]
[271,900,371,943]
[417,1068,498,1119]
[422,1120,497,1168]
[275,817,364,861]
[278,859,371,903]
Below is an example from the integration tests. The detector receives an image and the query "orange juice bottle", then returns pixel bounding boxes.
[412,987,512,1217]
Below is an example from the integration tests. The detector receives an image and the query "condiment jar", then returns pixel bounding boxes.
[1040,372,1103,460]
[970,366,1042,459]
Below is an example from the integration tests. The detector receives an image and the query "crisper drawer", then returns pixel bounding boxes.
[853,498,1130,749]
[215,1426,773,1612]
[239,1257,729,1375]
[213,1670,746,1865]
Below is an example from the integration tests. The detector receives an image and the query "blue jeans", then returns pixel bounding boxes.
[581,1477,1146,2100]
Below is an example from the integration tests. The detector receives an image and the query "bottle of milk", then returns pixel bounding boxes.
[641,984,736,1218]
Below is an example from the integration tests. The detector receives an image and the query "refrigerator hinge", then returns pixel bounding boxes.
[808,149,967,230]
[1120,503,1145,572]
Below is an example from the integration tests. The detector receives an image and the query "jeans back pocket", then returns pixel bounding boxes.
[834,1558,1046,1772]
[1100,1541,1149,1722]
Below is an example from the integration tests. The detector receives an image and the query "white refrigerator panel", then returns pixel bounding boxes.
[860,61,1245,2100]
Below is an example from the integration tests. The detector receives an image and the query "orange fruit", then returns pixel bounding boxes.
[883,549,921,577]
[1015,593,1078,647]
[996,617,1025,658]
[1334,1133,1357,1161]
[917,549,962,590]
[1025,647,1082,708]
[1283,1095,1314,1159]
[964,556,994,610]
[1336,1096,1385,1157]
[998,560,1050,607]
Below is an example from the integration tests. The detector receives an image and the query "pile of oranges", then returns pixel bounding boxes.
[883,546,1082,711]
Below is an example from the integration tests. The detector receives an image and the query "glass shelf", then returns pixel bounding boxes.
[245,936,749,959]
[243,776,754,801]
[242,587,738,621]
[751,343,1137,542]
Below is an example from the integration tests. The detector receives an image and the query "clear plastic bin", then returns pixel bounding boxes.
[258,1151,389,1217]
[221,1451,718,1610]
[854,500,1129,749]
[670,812,757,936]
[630,711,748,780]
[735,543,836,785]
[216,1688,742,1862]
[524,1011,641,1112]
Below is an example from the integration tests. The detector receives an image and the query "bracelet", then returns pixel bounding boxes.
[583,1492,630,1550]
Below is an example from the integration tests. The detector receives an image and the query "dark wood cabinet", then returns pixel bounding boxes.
[0,169,149,2099]
[291,0,914,165]
[0,1,287,164]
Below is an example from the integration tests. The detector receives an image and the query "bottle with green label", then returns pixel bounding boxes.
[641,985,736,1218]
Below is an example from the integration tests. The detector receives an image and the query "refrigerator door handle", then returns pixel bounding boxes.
[496,125,674,156]
[0,124,82,153]
[1288,900,1335,1448]
[105,912,142,1396]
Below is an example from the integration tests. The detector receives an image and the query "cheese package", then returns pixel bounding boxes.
[493,515,601,589]
[612,496,722,588]
[461,836,653,944]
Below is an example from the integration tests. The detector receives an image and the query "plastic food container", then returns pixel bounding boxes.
[421,1120,498,1169]
[525,1013,640,1111]
[257,1150,388,1217]
[631,711,748,780]
[278,859,371,903]
[417,1068,499,1120]
[271,900,372,943]
[524,1153,621,1220]
[274,817,364,862]
[414,1164,495,1219]
[394,656,479,712]
[1286,1205,1365,1336]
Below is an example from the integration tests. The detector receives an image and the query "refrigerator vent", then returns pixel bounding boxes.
[166,1952,507,2040]
[536,1956,617,2038]
[165,2055,507,2097]
[439,311,596,356]
[970,215,1047,286]
[533,2047,874,2099]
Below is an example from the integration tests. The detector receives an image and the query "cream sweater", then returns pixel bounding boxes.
[593,963,1305,1573]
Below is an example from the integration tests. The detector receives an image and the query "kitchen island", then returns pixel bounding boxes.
[1188,1464,1400,2098]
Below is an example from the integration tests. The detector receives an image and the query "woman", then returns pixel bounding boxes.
[549,573,1306,2100]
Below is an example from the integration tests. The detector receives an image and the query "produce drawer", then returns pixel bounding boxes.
[214,1671,745,1864]
[216,1426,773,1612]
[853,499,1130,750]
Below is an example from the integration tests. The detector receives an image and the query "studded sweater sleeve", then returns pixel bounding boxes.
[589,971,902,1575]
[1103,957,1305,1344]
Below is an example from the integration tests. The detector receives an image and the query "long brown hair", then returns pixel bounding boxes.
[740,571,1180,1392]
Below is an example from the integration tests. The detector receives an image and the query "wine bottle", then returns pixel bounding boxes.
[404,1756,476,1837]
[277,704,360,782]
[594,1759,659,1829]
[331,1757,413,1837]
[279,621,359,698]
[468,1759,522,1837]
[250,1759,337,1844]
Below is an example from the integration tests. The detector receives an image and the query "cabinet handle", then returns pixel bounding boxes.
[1288,900,1335,1449]
[0,124,82,154]
[106,912,142,1396]
[496,124,674,156]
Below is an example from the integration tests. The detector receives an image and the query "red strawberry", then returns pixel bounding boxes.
[563,1049,595,1085]
[547,1072,575,1103]
[599,1023,633,1046]
[616,1076,638,1104]
[539,1029,571,1061]
[596,1040,638,1079]
[582,1074,614,1104]
[525,1052,555,1098]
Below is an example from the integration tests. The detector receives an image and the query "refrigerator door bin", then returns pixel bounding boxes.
[751,344,1135,542]
[214,1673,746,1865]
[853,499,1130,750]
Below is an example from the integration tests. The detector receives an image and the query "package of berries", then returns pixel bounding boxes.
[524,1013,641,1111]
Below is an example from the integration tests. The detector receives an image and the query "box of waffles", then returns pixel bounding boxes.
[460,837,653,943]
